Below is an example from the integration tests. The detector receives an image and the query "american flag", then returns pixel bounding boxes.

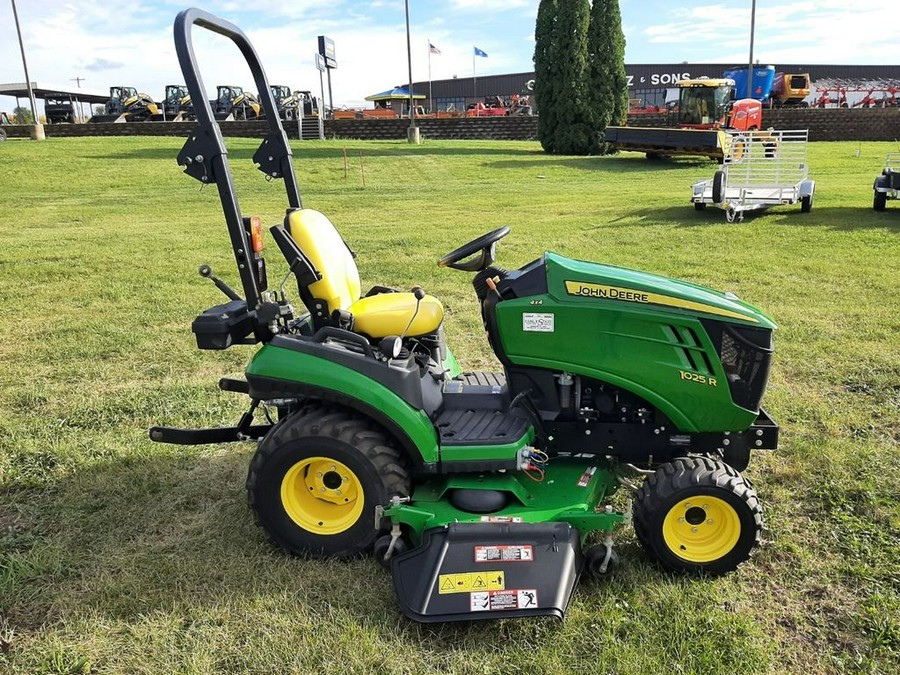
[429,42,441,55]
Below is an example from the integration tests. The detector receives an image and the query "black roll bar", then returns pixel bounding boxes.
[173,8,303,312]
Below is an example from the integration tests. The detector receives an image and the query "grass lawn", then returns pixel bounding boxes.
[0,136,898,674]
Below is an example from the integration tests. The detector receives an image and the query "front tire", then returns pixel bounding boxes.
[874,188,887,212]
[633,457,762,574]
[247,405,410,558]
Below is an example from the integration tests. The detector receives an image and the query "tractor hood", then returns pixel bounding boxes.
[544,252,776,330]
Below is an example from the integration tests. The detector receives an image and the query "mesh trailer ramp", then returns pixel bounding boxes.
[691,129,815,222]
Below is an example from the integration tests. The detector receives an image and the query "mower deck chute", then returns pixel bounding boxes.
[152,8,781,623]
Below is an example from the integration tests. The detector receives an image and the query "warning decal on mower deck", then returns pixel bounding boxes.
[577,466,597,488]
[470,589,539,612]
[474,545,534,563]
[479,515,522,523]
[438,571,505,594]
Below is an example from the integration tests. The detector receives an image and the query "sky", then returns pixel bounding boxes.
[1,0,897,111]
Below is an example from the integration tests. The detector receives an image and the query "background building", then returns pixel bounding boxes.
[412,64,900,113]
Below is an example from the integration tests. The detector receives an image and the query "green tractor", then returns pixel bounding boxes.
[153,10,779,622]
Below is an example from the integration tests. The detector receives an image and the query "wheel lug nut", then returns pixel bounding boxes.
[679,518,685,523]
[691,527,698,533]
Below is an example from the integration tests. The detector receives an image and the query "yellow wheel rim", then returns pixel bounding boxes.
[662,495,741,563]
[280,457,363,535]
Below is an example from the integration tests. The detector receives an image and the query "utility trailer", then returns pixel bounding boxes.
[873,154,900,211]
[691,129,815,222]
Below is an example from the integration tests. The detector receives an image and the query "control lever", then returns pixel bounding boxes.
[198,264,242,302]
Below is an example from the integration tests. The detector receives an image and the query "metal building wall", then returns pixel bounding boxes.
[413,63,900,110]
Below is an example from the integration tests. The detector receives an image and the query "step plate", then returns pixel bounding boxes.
[391,522,582,623]
[433,408,530,446]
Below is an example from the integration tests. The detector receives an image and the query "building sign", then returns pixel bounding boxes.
[318,36,336,69]
[314,53,326,73]
[627,71,692,88]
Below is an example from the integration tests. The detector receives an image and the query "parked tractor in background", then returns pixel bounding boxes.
[607,78,763,160]
[44,94,78,123]
[770,73,811,107]
[214,85,262,120]
[163,84,192,120]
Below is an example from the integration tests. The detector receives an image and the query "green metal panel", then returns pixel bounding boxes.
[246,344,440,463]
[442,347,463,380]
[440,428,534,463]
[495,253,776,432]
[384,460,625,545]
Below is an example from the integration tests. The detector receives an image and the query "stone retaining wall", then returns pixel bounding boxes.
[2,108,897,142]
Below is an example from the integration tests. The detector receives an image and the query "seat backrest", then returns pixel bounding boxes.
[287,208,360,313]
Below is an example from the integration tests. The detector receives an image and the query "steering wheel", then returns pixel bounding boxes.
[437,226,510,272]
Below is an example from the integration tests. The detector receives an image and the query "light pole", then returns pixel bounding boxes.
[404,0,420,144]
[747,0,756,100]
[10,0,44,139]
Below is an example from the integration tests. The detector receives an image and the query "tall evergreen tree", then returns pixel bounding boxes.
[533,0,559,153]
[588,0,629,153]
[534,0,593,154]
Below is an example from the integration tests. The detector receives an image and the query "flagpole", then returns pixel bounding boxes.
[473,51,477,102]
[428,39,432,112]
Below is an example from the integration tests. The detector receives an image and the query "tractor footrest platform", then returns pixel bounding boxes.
[433,408,530,446]
[391,522,582,623]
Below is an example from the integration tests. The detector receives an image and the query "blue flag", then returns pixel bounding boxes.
[473,46,488,58]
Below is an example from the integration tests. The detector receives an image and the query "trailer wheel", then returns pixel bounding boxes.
[874,189,887,212]
[800,193,813,213]
[712,170,726,204]
[632,456,762,575]
[247,404,410,558]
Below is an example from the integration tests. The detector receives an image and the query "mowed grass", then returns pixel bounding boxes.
[0,135,898,675]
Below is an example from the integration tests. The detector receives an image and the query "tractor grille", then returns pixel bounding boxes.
[703,321,773,412]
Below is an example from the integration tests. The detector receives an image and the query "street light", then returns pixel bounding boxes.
[404,0,420,144]
[747,0,756,100]
[10,0,44,139]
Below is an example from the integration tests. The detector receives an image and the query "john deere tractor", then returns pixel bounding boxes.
[152,9,779,623]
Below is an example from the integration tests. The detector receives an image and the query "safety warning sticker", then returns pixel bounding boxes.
[474,545,534,563]
[577,466,597,488]
[438,571,505,594]
[479,515,522,523]
[470,589,539,612]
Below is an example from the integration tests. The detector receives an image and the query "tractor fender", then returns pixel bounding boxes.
[245,343,440,471]
[799,179,815,199]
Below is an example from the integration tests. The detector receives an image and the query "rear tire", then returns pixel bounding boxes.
[712,170,727,204]
[247,404,410,558]
[633,457,762,575]
[874,189,887,212]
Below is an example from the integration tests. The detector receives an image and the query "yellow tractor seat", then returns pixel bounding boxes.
[349,292,443,338]
[287,208,443,338]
